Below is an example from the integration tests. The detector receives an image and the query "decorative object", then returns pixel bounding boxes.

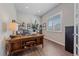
[18,22,26,30]
[39,25,42,34]
[31,32,37,35]
[17,22,27,35]
[42,23,46,30]
[32,20,39,32]
[27,23,31,29]
[9,20,18,35]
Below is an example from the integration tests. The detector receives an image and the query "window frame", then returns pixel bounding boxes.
[47,12,62,32]
[52,12,62,32]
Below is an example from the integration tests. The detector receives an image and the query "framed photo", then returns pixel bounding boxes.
[27,23,31,29]
[42,23,46,30]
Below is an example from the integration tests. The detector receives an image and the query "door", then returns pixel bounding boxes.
[65,26,74,53]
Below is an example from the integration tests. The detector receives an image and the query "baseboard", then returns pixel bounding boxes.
[44,37,65,47]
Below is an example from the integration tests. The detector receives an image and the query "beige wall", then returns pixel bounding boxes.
[42,3,74,46]
[0,4,16,55]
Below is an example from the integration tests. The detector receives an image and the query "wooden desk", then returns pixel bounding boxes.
[6,34,44,55]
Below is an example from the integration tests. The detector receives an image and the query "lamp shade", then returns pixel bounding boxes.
[9,22,18,32]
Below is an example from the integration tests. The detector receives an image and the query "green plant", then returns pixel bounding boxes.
[32,20,39,32]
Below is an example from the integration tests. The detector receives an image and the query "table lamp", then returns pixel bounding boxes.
[9,20,18,35]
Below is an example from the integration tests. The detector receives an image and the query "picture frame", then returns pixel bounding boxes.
[42,23,46,30]
[27,23,31,29]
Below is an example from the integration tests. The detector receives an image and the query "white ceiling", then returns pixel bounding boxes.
[15,3,59,16]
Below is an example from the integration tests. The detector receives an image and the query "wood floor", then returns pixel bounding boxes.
[13,39,73,56]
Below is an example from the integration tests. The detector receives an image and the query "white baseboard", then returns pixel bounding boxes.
[44,36,65,47]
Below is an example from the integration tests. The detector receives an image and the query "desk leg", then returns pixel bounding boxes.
[42,40,43,48]
[42,39,44,48]
[42,44,43,48]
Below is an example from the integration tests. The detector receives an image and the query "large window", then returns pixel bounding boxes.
[47,12,62,32]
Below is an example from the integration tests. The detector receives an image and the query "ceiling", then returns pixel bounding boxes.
[15,3,59,16]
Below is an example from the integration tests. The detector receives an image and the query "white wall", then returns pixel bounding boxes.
[17,13,41,27]
[0,3,74,55]
[0,4,41,55]
[42,3,74,46]
[0,4,17,55]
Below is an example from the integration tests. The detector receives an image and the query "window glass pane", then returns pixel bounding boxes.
[48,18,53,31]
[76,47,78,55]
[52,14,61,31]
[76,35,78,44]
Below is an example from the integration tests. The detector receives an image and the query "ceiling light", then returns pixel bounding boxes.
[25,6,29,8]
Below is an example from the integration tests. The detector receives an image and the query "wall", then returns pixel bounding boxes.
[16,13,41,27]
[42,3,74,46]
[0,3,74,55]
[0,4,17,55]
[0,4,40,56]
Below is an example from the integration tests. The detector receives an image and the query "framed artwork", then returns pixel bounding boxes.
[27,23,31,29]
[42,23,46,30]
